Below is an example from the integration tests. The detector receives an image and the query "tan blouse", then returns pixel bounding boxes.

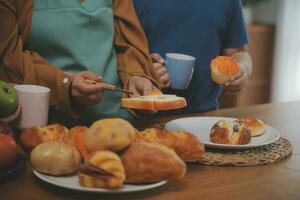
[0,0,161,116]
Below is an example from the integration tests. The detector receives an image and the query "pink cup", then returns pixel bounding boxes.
[14,85,50,130]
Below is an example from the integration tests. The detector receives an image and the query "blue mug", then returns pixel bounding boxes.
[165,53,195,90]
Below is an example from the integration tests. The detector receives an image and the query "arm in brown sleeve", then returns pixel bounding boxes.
[0,0,76,117]
[113,0,163,90]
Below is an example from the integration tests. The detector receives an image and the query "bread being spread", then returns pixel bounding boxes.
[121,94,186,111]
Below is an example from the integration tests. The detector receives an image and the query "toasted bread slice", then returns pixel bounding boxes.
[121,95,187,111]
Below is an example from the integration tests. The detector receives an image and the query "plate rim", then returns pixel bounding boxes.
[165,116,281,149]
[33,170,167,194]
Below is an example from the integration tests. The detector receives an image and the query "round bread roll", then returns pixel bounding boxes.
[86,118,136,152]
[30,141,81,175]
[210,56,239,85]
[238,117,265,136]
[210,120,251,145]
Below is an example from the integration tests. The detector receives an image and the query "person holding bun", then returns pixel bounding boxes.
[0,0,162,125]
[134,0,252,114]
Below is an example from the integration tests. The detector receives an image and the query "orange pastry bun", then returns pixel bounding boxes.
[210,56,239,84]
[238,116,265,136]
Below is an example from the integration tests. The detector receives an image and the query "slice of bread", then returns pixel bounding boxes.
[121,95,187,111]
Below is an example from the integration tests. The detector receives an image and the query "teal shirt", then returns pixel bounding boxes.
[28,0,132,126]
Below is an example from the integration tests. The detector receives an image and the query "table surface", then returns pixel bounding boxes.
[1,101,300,200]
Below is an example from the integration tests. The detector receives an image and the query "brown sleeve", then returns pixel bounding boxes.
[113,0,162,90]
[0,0,76,117]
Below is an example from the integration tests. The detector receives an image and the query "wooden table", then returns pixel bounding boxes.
[1,101,300,200]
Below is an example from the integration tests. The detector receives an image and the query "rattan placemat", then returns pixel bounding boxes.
[198,137,293,166]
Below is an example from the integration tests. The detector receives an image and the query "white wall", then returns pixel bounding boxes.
[252,0,279,25]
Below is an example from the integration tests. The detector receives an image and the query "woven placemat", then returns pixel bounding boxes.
[198,137,293,166]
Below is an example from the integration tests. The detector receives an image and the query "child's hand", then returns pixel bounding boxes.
[128,76,158,97]
[223,63,248,93]
[151,53,171,88]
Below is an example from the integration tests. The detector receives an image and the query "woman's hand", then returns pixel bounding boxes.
[71,71,115,107]
[151,53,171,88]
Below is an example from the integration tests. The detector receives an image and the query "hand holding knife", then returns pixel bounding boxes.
[84,79,133,95]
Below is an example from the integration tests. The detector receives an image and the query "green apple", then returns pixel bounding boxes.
[0,81,18,118]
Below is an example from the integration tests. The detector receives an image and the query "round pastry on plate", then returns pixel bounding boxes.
[238,116,265,137]
[210,120,251,145]
[30,141,81,175]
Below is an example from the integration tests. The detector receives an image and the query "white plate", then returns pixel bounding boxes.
[33,170,167,193]
[165,117,280,149]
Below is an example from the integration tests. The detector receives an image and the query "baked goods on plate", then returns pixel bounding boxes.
[238,116,265,136]
[78,151,125,189]
[85,118,136,153]
[137,128,205,162]
[121,94,186,111]
[20,124,70,151]
[120,141,186,184]
[210,119,251,145]
[30,141,81,175]
[211,56,239,84]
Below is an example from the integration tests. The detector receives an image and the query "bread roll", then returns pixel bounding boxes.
[120,141,186,183]
[20,124,69,151]
[238,117,265,136]
[78,150,125,189]
[137,128,205,162]
[30,141,81,175]
[211,56,239,85]
[121,95,186,111]
[86,118,136,153]
[210,120,251,145]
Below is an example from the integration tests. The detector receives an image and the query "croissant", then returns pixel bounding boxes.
[136,128,205,162]
[120,141,186,183]
[20,124,70,151]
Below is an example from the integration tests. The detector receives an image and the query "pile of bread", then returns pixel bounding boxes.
[210,116,265,145]
[20,118,205,189]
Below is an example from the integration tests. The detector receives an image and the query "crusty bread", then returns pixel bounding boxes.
[238,117,265,136]
[120,141,186,183]
[30,141,81,175]
[211,56,239,85]
[121,95,186,111]
[78,150,125,189]
[20,124,70,151]
[210,120,251,145]
[136,128,205,162]
[86,118,136,153]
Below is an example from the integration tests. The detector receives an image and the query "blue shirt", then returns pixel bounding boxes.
[134,0,249,114]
